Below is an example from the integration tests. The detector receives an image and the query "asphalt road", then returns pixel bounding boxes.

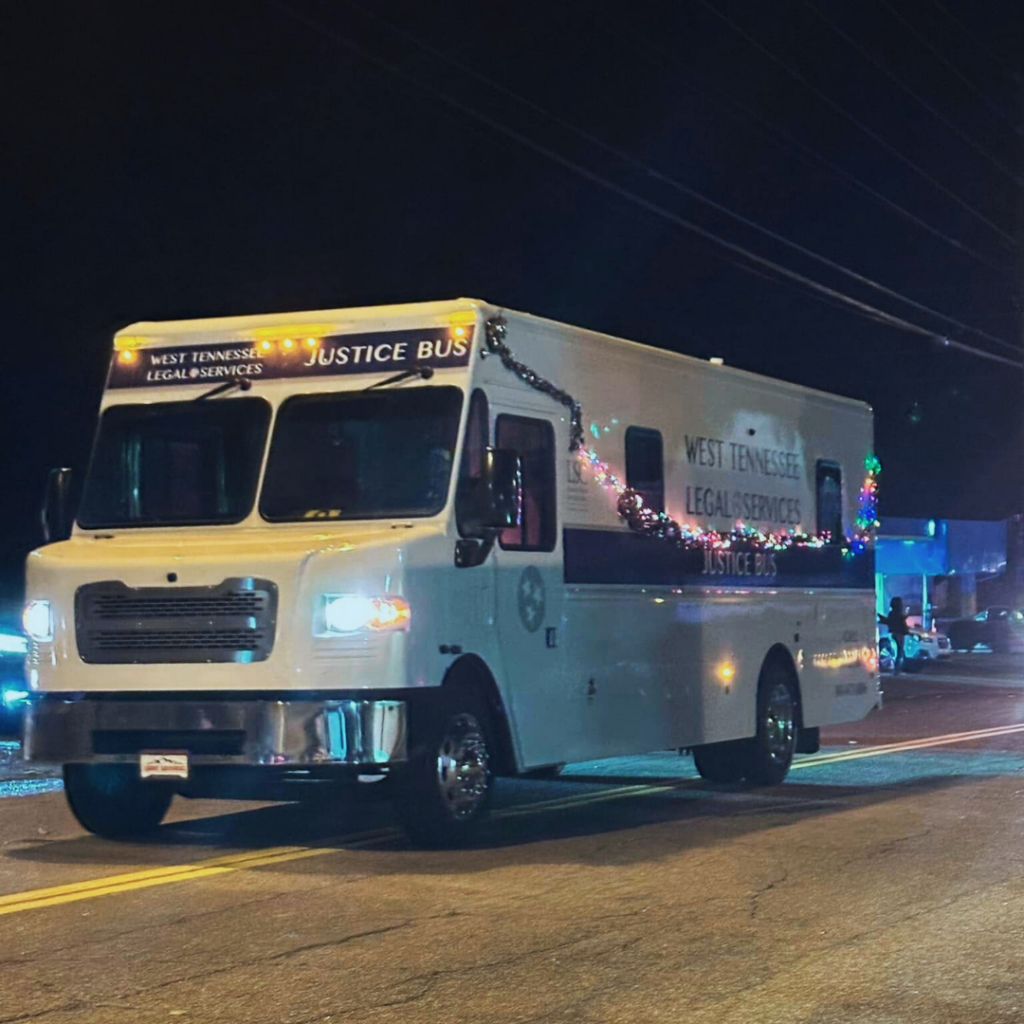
[2,656,1024,1023]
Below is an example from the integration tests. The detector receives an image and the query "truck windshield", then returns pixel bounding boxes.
[77,398,272,528]
[260,386,463,521]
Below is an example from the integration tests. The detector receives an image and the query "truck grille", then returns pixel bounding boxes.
[75,579,278,664]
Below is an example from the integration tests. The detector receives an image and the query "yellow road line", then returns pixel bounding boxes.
[0,829,394,917]
[493,782,672,818]
[792,722,1024,770]
[0,845,307,908]
[3,720,1023,917]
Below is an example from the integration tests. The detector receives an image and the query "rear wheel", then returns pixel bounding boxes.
[744,663,798,786]
[692,741,747,783]
[947,627,970,652]
[395,692,494,847]
[63,764,173,839]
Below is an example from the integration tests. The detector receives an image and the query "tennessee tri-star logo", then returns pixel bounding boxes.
[516,566,546,633]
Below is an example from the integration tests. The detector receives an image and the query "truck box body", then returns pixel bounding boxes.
[24,299,878,821]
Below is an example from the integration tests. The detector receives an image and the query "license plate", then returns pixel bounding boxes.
[139,752,189,779]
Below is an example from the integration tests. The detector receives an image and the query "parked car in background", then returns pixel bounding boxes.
[0,622,28,736]
[876,630,917,671]
[914,628,953,660]
[945,607,1024,653]
[877,625,951,671]
[879,630,919,672]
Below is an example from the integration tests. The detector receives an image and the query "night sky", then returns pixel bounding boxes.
[5,0,1023,610]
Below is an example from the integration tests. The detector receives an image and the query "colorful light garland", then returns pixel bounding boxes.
[484,316,879,554]
[577,445,834,552]
[843,454,882,558]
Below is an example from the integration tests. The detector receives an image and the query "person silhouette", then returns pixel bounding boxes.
[879,597,909,674]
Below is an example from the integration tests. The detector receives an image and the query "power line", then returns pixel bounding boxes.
[581,6,1014,279]
[875,0,1023,136]
[345,0,1021,356]
[265,0,1023,370]
[731,259,896,322]
[691,0,1017,247]
[803,0,1024,187]
[931,0,1024,90]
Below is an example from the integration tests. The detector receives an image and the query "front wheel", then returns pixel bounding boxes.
[63,764,173,839]
[744,664,798,786]
[394,693,494,847]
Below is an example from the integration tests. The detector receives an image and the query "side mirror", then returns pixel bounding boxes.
[454,448,521,568]
[479,447,521,530]
[41,467,75,543]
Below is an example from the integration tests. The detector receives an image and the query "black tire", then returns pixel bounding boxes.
[744,661,799,786]
[947,628,969,653]
[693,741,747,783]
[63,764,173,839]
[394,689,494,847]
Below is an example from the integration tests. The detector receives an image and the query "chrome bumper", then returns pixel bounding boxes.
[24,697,408,767]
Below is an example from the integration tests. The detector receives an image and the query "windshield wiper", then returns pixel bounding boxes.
[363,365,434,391]
[195,379,253,401]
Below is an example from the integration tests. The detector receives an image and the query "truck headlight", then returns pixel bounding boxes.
[321,595,410,635]
[22,600,53,643]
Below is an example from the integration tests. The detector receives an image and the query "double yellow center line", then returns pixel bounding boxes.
[0,828,395,917]
[791,722,1024,770]
[2,722,1022,917]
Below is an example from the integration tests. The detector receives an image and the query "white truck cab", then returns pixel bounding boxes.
[23,299,880,844]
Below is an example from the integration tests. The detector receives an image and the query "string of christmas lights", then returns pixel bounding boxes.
[844,454,882,557]
[576,445,835,552]
[484,316,879,553]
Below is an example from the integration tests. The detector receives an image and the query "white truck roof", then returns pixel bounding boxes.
[114,297,870,413]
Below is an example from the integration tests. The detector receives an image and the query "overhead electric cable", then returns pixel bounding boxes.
[266,0,1024,370]
[580,5,1013,278]
[931,0,1024,90]
[873,0,1022,136]
[803,0,1024,187]
[692,0,1017,246]
[343,0,1021,355]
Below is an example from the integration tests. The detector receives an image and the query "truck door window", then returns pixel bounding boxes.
[496,414,556,552]
[625,426,665,514]
[816,461,843,543]
[456,390,490,537]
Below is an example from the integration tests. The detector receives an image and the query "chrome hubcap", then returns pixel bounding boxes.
[765,682,795,764]
[435,713,490,820]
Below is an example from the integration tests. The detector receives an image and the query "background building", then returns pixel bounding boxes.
[876,517,1010,627]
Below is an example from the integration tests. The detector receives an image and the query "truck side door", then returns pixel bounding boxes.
[490,403,572,769]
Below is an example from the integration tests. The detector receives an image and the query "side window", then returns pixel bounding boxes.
[816,461,843,543]
[496,414,556,552]
[625,427,664,514]
[455,389,489,536]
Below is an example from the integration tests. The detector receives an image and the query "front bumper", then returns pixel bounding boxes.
[24,696,408,767]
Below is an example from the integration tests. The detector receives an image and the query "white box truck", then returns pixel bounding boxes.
[23,299,879,844]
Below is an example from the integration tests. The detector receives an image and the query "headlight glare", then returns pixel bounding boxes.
[0,632,28,655]
[321,594,410,635]
[22,600,53,643]
[1,685,29,707]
